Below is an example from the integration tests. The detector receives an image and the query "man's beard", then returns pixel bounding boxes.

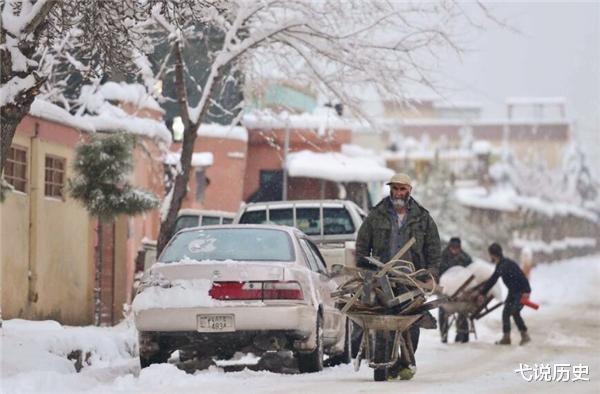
[391,194,409,208]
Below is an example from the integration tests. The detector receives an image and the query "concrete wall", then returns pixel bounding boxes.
[1,116,94,325]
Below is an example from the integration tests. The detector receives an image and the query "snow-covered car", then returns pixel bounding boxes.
[133,225,351,372]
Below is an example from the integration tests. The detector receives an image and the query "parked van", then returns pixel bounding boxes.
[234,200,366,269]
[174,209,236,233]
[235,200,366,244]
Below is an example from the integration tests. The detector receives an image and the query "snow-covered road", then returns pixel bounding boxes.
[2,255,599,393]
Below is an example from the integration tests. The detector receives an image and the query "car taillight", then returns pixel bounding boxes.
[262,281,304,300]
[209,281,304,300]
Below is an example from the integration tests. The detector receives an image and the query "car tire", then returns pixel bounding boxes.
[140,350,170,368]
[297,314,324,373]
[328,318,352,366]
[139,342,171,369]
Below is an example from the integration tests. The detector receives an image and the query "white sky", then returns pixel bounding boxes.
[434,1,599,164]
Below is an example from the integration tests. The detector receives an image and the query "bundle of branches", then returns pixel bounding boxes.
[332,238,445,318]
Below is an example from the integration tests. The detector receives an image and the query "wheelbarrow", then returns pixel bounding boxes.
[348,312,424,381]
[438,274,503,342]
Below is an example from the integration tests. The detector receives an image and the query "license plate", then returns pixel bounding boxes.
[197,314,235,332]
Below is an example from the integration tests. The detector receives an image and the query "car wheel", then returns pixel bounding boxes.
[139,335,171,369]
[328,318,352,366]
[139,348,170,368]
[297,314,324,373]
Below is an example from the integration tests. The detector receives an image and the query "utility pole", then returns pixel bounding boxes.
[282,118,290,201]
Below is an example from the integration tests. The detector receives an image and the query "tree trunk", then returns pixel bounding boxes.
[156,41,224,255]
[1,95,42,175]
[94,219,104,326]
[1,28,46,176]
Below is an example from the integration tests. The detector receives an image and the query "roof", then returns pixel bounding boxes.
[286,150,393,183]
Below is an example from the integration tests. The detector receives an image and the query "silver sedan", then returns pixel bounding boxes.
[133,224,351,372]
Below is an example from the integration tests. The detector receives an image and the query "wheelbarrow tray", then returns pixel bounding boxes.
[347,313,422,332]
[439,301,478,315]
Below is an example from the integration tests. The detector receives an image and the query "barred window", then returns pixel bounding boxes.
[44,155,66,199]
[5,146,28,192]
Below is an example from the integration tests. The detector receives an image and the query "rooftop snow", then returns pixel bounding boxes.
[286,150,394,183]
[98,82,164,113]
[197,124,248,142]
[29,99,95,131]
[83,113,172,144]
[28,99,172,144]
[164,152,214,167]
[243,108,351,133]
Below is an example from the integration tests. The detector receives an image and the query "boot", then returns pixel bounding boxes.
[397,365,416,380]
[519,330,531,346]
[495,333,511,345]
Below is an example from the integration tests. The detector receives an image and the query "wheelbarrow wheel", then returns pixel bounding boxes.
[373,330,392,382]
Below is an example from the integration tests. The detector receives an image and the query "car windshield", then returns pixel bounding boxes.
[160,228,295,263]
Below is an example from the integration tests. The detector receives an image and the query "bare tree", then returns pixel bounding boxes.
[0,0,147,175]
[147,0,482,254]
[1,1,491,254]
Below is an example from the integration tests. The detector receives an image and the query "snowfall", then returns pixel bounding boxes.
[2,255,599,394]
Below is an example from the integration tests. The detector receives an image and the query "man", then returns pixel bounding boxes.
[479,243,531,346]
[356,172,441,380]
[439,237,472,343]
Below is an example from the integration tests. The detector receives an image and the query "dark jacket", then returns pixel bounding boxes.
[440,247,472,275]
[356,196,441,278]
[481,257,531,295]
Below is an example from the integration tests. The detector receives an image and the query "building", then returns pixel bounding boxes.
[1,90,171,325]
[353,97,571,171]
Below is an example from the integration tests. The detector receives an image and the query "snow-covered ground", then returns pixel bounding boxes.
[2,255,599,393]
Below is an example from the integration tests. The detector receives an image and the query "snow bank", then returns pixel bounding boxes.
[1,319,137,379]
[514,237,597,254]
[286,150,394,183]
[455,185,598,221]
[530,254,600,307]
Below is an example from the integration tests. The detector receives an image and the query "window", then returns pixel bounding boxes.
[160,228,295,263]
[296,208,321,235]
[268,208,293,226]
[299,239,327,274]
[239,210,267,224]
[323,207,355,234]
[175,215,200,232]
[195,169,206,201]
[201,216,220,226]
[5,146,27,192]
[44,155,65,198]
